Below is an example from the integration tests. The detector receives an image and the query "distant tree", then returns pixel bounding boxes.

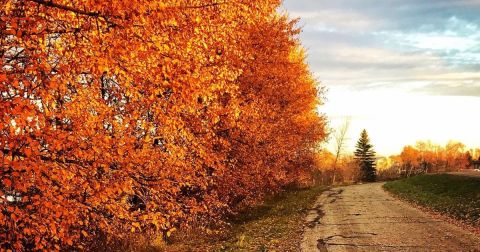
[474,149,480,160]
[314,149,336,184]
[332,118,350,184]
[465,151,473,168]
[400,145,420,177]
[354,129,376,182]
[444,141,466,172]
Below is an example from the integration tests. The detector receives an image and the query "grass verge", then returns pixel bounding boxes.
[154,186,326,251]
[384,174,480,226]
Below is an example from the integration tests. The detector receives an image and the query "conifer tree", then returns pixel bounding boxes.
[354,129,377,182]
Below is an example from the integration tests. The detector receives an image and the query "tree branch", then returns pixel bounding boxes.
[28,0,120,26]
[29,0,101,17]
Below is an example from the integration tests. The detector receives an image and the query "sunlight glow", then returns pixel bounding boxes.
[322,87,480,156]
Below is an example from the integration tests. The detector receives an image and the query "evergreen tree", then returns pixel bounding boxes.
[354,129,377,182]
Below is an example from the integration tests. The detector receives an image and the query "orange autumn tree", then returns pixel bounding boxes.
[396,141,471,177]
[0,0,326,250]
[214,16,326,206]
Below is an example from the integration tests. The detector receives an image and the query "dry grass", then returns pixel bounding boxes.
[140,186,327,252]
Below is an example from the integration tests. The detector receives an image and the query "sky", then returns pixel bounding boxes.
[281,0,480,156]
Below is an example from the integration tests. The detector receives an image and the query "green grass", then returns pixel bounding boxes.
[384,174,480,226]
[157,186,326,251]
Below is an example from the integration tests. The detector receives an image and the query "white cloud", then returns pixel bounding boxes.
[313,44,442,66]
[289,9,379,32]
[410,35,476,51]
[380,16,480,51]
[283,0,480,154]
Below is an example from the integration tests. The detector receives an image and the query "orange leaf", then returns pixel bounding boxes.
[4,178,12,187]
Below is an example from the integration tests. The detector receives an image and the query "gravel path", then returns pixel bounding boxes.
[301,183,480,252]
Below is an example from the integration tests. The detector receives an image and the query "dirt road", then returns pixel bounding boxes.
[301,183,480,251]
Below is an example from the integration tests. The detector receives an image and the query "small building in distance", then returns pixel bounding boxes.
[473,160,480,169]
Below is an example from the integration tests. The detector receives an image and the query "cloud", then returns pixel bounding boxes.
[289,9,379,32]
[380,17,480,51]
[413,83,480,96]
[310,44,443,68]
[282,0,480,154]
[283,0,480,96]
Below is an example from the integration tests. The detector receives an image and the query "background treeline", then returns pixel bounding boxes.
[316,140,477,183]
[0,0,326,250]
[378,141,477,180]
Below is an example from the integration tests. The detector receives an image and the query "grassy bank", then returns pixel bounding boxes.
[384,174,480,226]
[152,186,326,251]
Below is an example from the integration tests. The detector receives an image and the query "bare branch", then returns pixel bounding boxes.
[28,0,120,26]
[332,117,351,184]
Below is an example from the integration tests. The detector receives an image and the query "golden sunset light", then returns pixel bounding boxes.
[325,88,480,155]
[283,0,480,156]
[2,1,480,251]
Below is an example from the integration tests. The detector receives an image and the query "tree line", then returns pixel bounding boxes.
[0,0,326,250]
[316,138,477,183]
[379,141,477,179]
